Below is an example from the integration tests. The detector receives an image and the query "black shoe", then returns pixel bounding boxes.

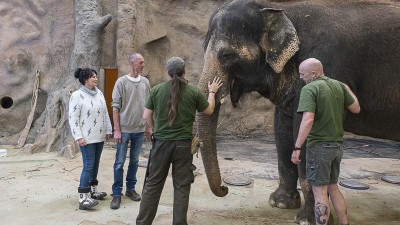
[126,190,141,201]
[91,191,107,200]
[110,196,121,209]
[91,185,107,200]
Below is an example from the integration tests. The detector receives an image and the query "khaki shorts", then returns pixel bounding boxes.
[306,142,343,186]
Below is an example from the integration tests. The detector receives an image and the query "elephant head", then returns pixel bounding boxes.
[196,0,299,197]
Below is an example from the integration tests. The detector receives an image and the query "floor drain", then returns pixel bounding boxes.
[381,176,400,184]
[223,176,251,186]
[339,180,369,190]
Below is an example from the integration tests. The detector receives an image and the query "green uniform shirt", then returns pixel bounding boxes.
[145,81,209,140]
[297,76,355,146]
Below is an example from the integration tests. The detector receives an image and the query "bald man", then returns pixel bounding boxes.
[291,58,360,225]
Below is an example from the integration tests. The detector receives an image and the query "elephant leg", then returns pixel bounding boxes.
[293,163,316,224]
[269,107,301,209]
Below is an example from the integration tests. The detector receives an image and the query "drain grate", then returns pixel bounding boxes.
[223,176,251,186]
[339,180,369,190]
[381,176,400,184]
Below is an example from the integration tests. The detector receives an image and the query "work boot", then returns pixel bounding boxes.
[110,196,121,209]
[126,189,141,201]
[78,187,98,210]
[90,185,107,200]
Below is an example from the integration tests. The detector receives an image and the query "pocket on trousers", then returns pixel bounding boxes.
[322,143,340,148]
[176,143,194,185]
[307,164,317,182]
[307,147,317,164]
[176,143,191,157]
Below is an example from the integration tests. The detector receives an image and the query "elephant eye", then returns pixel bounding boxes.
[218,49,237,66]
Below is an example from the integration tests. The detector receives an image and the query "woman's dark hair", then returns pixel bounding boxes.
[166,57,186,126]
[74,68,97,85]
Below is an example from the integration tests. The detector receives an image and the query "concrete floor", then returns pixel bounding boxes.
[1,138,399,225]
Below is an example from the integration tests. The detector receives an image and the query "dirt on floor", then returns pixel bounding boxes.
[0,135,399,225]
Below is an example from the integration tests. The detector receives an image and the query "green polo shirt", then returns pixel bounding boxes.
[297,76,355,146]
[145,81,209,140]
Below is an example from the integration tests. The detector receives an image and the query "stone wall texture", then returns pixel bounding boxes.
[0,0,274,145]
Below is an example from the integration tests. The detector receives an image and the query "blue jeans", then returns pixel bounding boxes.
[79,142,104,189]
[112,132,144,196]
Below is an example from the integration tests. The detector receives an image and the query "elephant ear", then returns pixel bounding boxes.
[260,8,300,73]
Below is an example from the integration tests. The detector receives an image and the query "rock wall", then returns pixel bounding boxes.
[0,0,274,146]
[0,0,74,141]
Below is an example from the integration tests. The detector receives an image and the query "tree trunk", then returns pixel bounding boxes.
[22,0,112,158]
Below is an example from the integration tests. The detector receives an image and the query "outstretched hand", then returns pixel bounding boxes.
[341,82,361,114]
[208,77,223,93]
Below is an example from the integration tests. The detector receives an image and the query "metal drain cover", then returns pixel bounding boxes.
[339,180,369,190]
[223,176,251,186]
[381,176,400,184]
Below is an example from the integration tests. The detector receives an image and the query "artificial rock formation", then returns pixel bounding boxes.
[0,0,274,157]
[22,0,112,157]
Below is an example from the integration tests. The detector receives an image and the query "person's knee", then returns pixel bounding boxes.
[113,161,124,170]
[312,185,328,197]
[327,183,339,193]
[173,171,194,189]
[114,151,127,165]
[84,162,95,170]
[131,146,142,161]
[129,159,139,165]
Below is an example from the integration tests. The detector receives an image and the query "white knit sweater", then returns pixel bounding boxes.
[68,86,112,144]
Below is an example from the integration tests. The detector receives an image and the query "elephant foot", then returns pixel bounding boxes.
[268,187,301,209]
[294,204,314,225]
[294,205,334,225]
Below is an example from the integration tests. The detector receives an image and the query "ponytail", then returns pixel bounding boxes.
[167,74,187,126]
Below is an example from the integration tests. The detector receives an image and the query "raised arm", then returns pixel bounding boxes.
[202,77,223,115]
[342,83,361,114]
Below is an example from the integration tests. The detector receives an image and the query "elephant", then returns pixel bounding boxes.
[196,0,400,224]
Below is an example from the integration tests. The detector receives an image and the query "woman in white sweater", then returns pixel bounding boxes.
[69,68,112,210]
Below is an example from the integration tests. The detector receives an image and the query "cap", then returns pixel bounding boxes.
[167,57,185,75]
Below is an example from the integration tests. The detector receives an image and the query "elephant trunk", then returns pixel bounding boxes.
[196,48,230,197]
[196,103,228,197]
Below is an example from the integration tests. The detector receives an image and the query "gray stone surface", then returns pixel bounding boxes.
[0,1,275,153]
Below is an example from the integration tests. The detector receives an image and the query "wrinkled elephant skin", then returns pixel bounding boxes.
[197,0,400,224]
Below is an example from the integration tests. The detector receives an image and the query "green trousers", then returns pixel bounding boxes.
[136,139,194,225]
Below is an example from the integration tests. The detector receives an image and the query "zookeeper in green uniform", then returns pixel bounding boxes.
[136,56,223,225]
[291,58,360,225]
